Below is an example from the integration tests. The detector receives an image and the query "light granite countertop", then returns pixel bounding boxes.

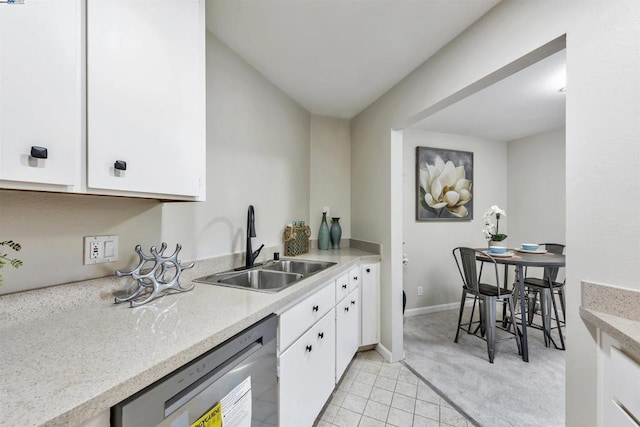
[580,281,640,357]
[0,248,380,427]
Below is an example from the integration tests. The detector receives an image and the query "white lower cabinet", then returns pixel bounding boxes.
[279,281,334,351]
[336,287,360,382]
[278,263,375,425]
[279,309,336,427]
[360,263,380,346]
[599,331,640,426]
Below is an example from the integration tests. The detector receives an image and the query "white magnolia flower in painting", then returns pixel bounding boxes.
[419,156,472,217]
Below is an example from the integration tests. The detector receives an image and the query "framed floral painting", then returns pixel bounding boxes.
[416,146,473,221]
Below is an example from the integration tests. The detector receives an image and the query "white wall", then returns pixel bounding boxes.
[401,128,565,312]
[351,1,639,424]
[162,33,310,262]
[0,190,162,294]
[402,130,507,310]
[507,127,565,247]
[1,32,311,295]
[309,115,351,243]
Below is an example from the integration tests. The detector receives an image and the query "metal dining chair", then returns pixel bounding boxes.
[453,247,521,363]
[522,243,566,350]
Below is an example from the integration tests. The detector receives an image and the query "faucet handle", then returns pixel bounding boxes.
[252,244,265,261]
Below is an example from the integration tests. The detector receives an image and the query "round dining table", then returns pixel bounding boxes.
[476,248,566,362]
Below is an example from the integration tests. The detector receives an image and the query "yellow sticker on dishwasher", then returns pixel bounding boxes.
[190,402,222,427]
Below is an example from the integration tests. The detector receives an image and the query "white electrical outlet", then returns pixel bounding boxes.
[89,241,101,259]
[417,286,424,296]
[84,235,118,265]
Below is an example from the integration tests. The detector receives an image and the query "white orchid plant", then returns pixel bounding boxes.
[419,155,472,218]
[482,205,507,242]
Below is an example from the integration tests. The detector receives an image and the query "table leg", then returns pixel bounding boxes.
[516,266,529,362]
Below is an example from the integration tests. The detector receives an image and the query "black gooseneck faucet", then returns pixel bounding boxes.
[245,205,264,269]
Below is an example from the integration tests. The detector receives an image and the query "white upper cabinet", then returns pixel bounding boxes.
[87,0,205,199]
[0,0,81,188]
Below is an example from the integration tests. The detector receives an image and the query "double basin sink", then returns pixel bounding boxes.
[193,259,336,293]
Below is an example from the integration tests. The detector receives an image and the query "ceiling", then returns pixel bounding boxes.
[411,49,567,141]
[206,0,500,119]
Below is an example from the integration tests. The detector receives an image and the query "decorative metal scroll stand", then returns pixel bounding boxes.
[115,243,195,307]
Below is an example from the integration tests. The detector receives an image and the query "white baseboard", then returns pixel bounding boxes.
[404,300,473,318]
[375,343,393,362]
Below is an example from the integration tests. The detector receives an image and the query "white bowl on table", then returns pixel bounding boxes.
[489,246,507,254]
[521,243,539,251]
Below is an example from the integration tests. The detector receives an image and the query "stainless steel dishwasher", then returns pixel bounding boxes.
[112,314,277,427]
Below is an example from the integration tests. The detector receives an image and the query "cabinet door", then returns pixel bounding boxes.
[361,263,380,346]
[336,288,359,382]
[349,265,360,291]
[87,0,205,198]
[0,0,81,187]
[279,281,334,351]
[279,309,335,427]
[335,272,350,302]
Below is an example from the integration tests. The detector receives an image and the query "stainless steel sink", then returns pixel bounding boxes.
[219,270,302,292]
[193,259,336,293]
[262,259,336,275]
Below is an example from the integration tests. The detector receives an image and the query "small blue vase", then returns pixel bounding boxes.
[330,217,342,249]
[318,212,329,250]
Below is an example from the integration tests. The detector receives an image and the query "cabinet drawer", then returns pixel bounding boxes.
[349,266,360,291]
[279,309,336,427]
[335,272,350,301]
[279,281,335,351]
[611,346,640,420]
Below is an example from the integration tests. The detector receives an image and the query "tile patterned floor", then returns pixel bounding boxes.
[314,350,472,427]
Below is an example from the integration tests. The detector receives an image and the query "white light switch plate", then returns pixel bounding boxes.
[84,235,118,265]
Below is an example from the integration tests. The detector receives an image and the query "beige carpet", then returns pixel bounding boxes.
[403,308,565,427]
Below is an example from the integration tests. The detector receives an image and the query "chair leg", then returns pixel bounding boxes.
[483,297,496,363]
[468,296,479,334]
[507,296,522,356]
[527,291,538,326]
[454,290,467,343]
[557,288,566,323]
[540,289,551,347]
[549,286,566,350]
[478,300,486,337]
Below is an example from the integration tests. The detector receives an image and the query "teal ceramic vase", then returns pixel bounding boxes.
[318,212,329,250]
[330,217,342,249]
